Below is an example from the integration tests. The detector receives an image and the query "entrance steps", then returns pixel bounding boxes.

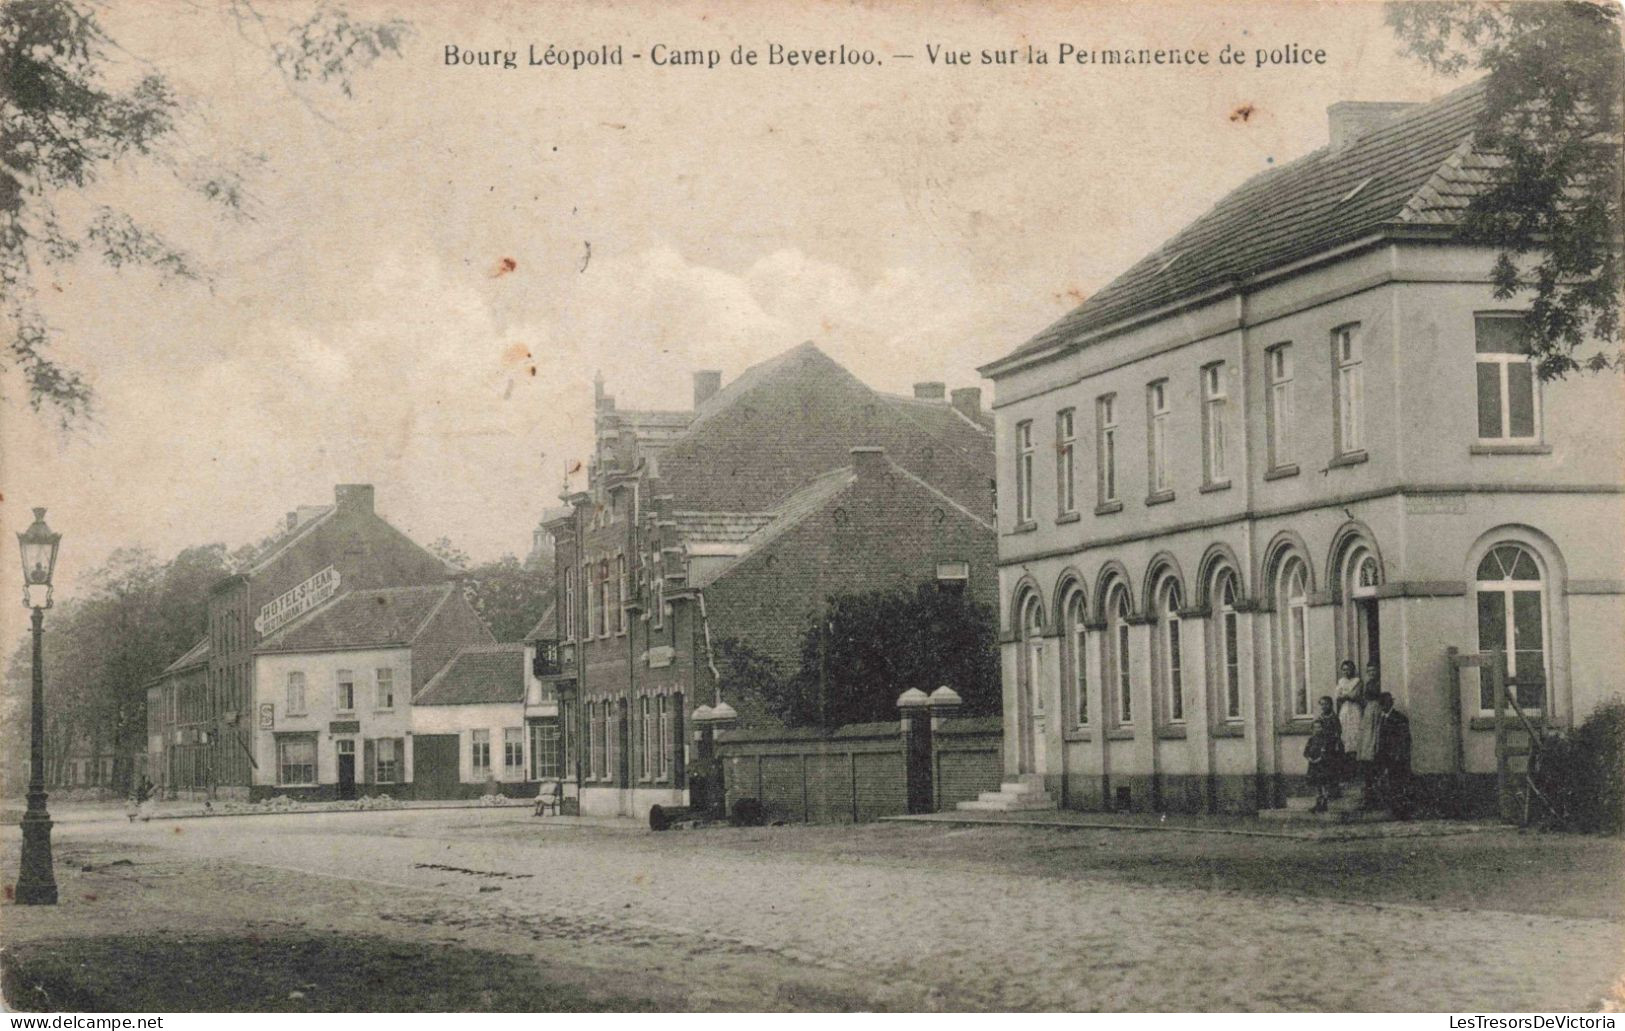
[956,774,1057,813]
[1259,794,1395,825]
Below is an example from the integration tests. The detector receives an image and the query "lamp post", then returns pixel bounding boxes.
[16,507,60,906]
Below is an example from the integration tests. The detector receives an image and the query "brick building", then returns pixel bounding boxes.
[538,343,998,816]
[250,582,493,800]
[977,81,1625,815]
[148,484,455,798]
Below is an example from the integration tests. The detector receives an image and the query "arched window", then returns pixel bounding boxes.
[1475,544,1547,713]
[1062,588,1089,726]
[1212,569,1242,721]
[1276,557,1312,718]
[1103,584,1133,724]
[1019,592,1045,719]
[1339,542,1382,671]
[1156,577,1185,722]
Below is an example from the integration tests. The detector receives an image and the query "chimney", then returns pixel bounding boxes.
[1327,101,1416,152]
[693,369,722,408]
[950,387,982,420]
[851,446,885,479]
[912,382,946,402]
[334,484,374,515]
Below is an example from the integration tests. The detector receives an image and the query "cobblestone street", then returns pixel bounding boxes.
[4,808,1622,1011]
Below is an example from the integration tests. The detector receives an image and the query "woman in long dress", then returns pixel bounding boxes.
[1333,660,1363,794]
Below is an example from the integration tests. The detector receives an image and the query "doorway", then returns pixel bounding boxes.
[1348,550,1382,671]
[336,739,356,800]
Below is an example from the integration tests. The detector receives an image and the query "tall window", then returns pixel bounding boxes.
[564,567,577,640]
[615,554,628,634]
[530,721,561,780]
[1213,571,1242,720]
[597,560,611,637]
[286,671,306,715]
[658,696,672,779]
[641,697,655,780]
[471,729,491,779]
[1333,324,1363,455]
[1201,363,1228,484]
[1277,558,1312,717]
[1147,380,1170,494]
[606,704,619,782]
[589,703,605,780]
[375,738,399,784]
[277,736,316,786]
[1475,543,1547,712]
[1158,579,1185,722]
[1097,395,1119,505]
[1105,585,1133,724]
[503,727,524,776]
[583,562,594,639]
[1014,420,1035,524]
[651,553,665,630]
[1056,409,1077,516]
[335,669,355,711]
[1020,593,1045,719]
[1475,315,1539,443]
[375,668,394,709]
[1063,589,1089,726]
[1267,344,1294,469]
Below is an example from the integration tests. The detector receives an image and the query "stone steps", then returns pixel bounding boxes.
[956,778,1058,813]
[1260,795,1394,824]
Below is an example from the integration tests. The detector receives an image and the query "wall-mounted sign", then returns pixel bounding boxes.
[255,566,340,636]
[258,703,275,730]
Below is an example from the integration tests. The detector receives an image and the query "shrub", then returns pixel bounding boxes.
[1533,698,1625,834]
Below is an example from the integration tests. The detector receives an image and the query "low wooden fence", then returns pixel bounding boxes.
[715,716,1002,823]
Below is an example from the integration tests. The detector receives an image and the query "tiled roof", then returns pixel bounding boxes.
[256,583,456,653]
[691,468,857,587]
[243,506,336,575]
[685,342,849,432]
[530,603,556,640]
[414,643,526,705]
[986,79,1490,370]
[673,511,776,544]
[157,637,209,678]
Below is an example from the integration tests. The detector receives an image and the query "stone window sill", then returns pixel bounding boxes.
[1145,490,1176,507]
[1210,722,1246,738]
[1063,727,1094,742]
[1329,450,1369,469]
[1008,520,1038,535]
[1155,724,1187,740]
[1095,500,1123,516]
[1056,511,1082,525]
[1106,727,1135,741]
[1470,443,1552,456]
[1277,720,1316,736]
[1199,480,1232,494]
[1264,464,1299,481]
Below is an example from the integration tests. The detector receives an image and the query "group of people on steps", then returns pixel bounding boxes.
[1303,660,1413,817]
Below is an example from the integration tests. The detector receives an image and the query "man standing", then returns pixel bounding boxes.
[1356,663,1383,808]
[1374,691,1414,820]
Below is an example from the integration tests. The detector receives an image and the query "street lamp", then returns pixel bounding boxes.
[15,507,60,905]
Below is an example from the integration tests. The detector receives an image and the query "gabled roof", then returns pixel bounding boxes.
[151,637,210,684]
[414,643,526,706]
[255,583,457,654]
[984,78,1491,372]
[690,467,856,587]
[673,511,777,545]
[685,342,851,432]
[522,601,558,643]
[243,506,337,575]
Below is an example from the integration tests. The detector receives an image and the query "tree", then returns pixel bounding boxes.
[764,582,1000,730]
[1386,1,1623,378]
[461,555,552,643]
[0,542,231,794]
[2,0,408,425]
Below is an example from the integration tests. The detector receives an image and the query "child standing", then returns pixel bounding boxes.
[1304,695,1344,813]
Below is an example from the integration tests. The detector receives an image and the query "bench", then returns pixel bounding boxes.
[533,779,563,817]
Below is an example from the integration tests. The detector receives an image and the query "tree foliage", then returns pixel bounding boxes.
[460,554,553,643]
[1,543,231,794]
[758,582,1000,730]
[1,0,408,426]
[1386,1,1623,378]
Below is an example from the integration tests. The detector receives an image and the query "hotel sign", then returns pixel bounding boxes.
[255,566,340,636]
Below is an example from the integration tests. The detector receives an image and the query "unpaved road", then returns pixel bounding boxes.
[4,808,1621,1011]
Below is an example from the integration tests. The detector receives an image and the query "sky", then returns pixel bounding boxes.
[1,0,1461,611]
